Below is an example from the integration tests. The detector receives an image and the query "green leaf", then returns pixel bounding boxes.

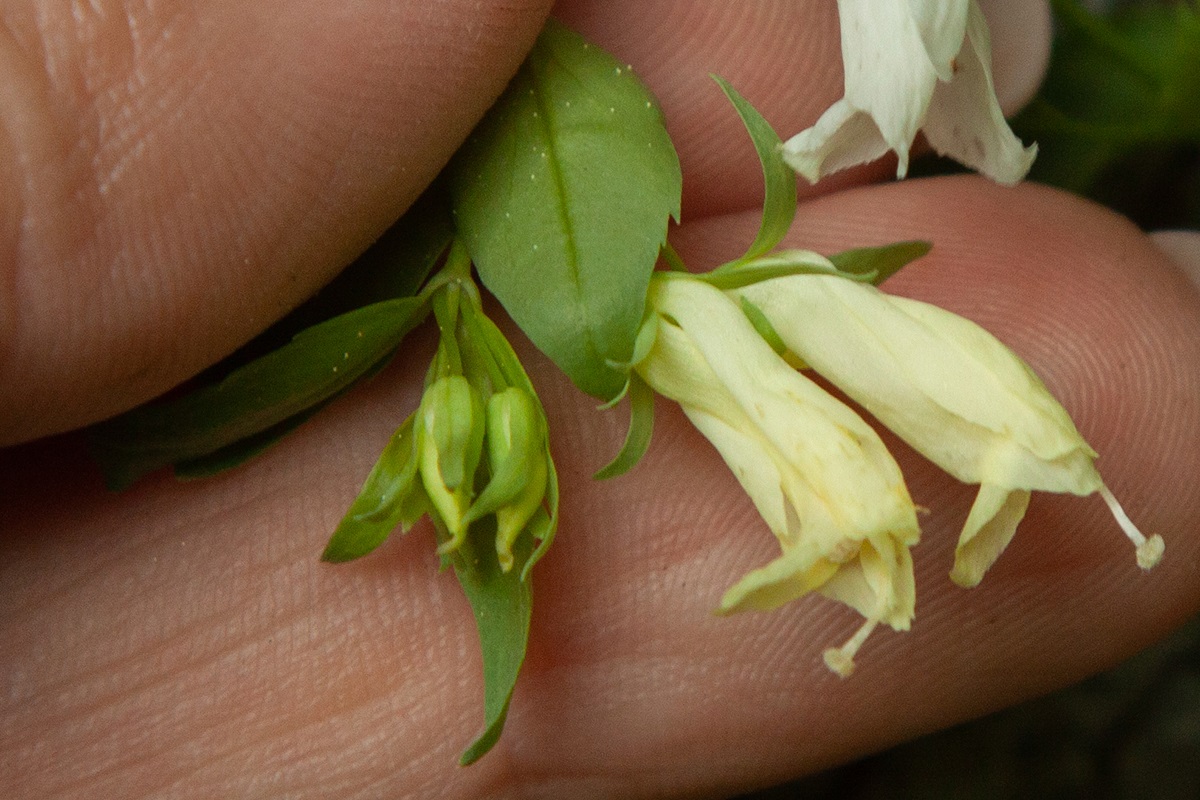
[593,372,655,479]
[90,296,429,489]
[712,76,798,260]
[451,19,682,399]
[454,527,534,766]
[829,241,932,286]
[321,415,421,563]
[172,402,330,480]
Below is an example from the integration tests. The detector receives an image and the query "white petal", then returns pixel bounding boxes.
[838,0,940,160]
[906,0,970,81]
[686,406,792,540]
[781,99,894,183]
[718,543,840,614]
[950,484,1030,587]
[737,275,1101,495]
[920,1,1036,184]
[654,279,916,543]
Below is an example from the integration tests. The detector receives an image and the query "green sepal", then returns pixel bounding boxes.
[321,415,421,563]
[429,281,467,380]
[593,372,655,480]
[453,524,534,766]
[712,75,798,260]
[828,240,932,285]
[90,296,430,490]
[522,451,558,581]
[456,298,517,397]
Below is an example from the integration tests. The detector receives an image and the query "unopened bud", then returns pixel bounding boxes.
[418,375,485,554]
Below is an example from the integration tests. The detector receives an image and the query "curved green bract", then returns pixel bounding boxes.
[593,373,655,480]
[713,76,798,261]
[321,415,423,563]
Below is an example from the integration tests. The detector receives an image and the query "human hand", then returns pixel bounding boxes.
[4,1,1200,798]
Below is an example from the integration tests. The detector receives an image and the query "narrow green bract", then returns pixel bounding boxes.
[90,296,430,489]
[455,529,533,767]
[712,77,798,260]
[451,19,682,400]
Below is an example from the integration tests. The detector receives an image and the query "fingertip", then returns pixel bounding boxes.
[1150,229,1200,291]
[978,0,1053,115]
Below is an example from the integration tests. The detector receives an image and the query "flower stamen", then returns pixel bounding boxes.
[823,618,880,678]
[1098,484,1164,571]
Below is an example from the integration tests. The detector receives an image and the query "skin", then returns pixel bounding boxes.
[2,1,1199,797]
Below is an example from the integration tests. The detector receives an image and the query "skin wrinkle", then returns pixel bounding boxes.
[0,25,26,368]
[0,1,556,444]
[7,506,470,800]
[5,3,1200,798]
[553,0,848,218]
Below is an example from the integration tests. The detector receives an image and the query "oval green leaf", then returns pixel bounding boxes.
[451,20,682,399]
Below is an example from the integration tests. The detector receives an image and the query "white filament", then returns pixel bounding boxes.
[1098,483,1164,571]
[823,618,880,678]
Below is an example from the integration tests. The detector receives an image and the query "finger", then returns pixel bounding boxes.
[0,1,1049,445]
[3,177,1198,798]
[0,0,553,444]
[1150,229,1200,289]
[553,0,1051,219]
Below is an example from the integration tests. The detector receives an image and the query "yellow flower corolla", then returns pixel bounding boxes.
[736,269,1164,587]
[782,0,1036,184]
[635,275,922,675]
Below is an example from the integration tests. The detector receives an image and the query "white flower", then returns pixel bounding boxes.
[635,274,922,675]
[736,270,1164,587]
[783,0,1036,184]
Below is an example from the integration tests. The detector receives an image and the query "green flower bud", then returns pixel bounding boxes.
[464,387,549,573]
[418,375,485,554]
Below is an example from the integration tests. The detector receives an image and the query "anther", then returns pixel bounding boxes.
[822,618,879,678]
[1098,483,1164,571]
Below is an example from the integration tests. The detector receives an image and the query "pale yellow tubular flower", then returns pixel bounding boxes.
[736,273,1164,587]
[634,275,921,675]
[782,0,1035,184]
